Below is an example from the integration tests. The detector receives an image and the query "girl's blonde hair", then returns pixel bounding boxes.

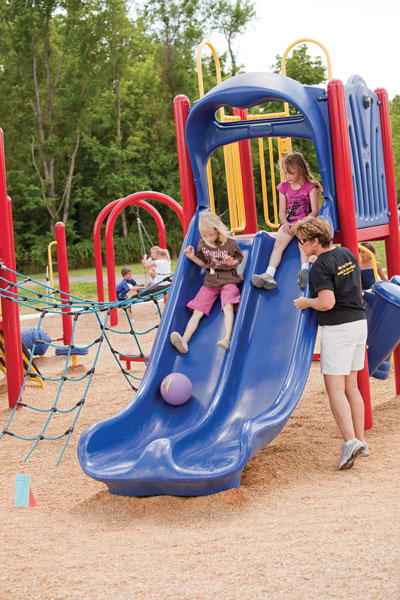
[199,211,230,244]
[159,248,170,261]
[280,152,323,193]
[150,246,170,260]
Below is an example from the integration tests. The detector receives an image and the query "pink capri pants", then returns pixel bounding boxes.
[186,284,241,317]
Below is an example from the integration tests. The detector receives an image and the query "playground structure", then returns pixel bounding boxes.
[93,190,184,326]
[77,40,400,497]
[0,206,87,408]
[1,39,399,492]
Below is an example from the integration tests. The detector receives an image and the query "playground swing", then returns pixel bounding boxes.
[131,205,169,318]
[133,205,155,287]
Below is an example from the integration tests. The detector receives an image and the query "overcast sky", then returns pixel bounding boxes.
[218,0,399,100]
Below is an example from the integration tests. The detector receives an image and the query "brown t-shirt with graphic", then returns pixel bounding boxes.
[197,238,243,287]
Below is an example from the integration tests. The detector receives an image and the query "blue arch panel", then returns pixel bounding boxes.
[185,72,338,229]
[345,75,389,229]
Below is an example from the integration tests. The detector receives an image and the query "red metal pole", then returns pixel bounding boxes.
[105,195,173,326]
[93,199,121,303]
[327,80,372,429]
[327,80,359,256]
[233,108,258,234]
[55,222,72,346]
[94,193,184,305]
[0,130,24,408]
[173,95,197,233]
[375,87,400,395]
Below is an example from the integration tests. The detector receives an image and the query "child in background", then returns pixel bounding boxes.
[252,152,322,290]
[359,241,387,290]
[116,268,145,313]
[142,246,172,285]
[170,211,243,353]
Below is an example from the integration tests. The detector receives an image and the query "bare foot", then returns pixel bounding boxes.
[217,339,230,350]
[170,331,188,354]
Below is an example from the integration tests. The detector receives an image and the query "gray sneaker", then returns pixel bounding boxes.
[170,331,188,354]
[297,268,309,288]
[359,441,370,457]
[337,438,365,470]
[251,272,277,290]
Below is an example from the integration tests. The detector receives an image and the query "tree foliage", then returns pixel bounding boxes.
[0,3,397,274]
[390,95,400,202]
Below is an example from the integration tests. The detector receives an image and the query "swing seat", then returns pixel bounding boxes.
[55,346,89,356]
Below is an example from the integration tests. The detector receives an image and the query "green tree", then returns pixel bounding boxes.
[272,44,327,86]
[0,0,114,231]
[390,95,400,201]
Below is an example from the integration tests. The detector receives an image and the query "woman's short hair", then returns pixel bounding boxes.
[295,216,332,248]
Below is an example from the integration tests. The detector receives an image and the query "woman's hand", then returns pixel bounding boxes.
[293,296,310,310]
[281,221,291,235]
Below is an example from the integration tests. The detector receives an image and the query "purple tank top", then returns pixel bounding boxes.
[277,181,317,223]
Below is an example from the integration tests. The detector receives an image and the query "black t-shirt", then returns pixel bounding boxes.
[309,247,366,326]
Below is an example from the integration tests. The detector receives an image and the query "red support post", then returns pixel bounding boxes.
[327,80,372,429]
[94,193,184,307]
[55,223,72,346]
[375,87,400,395]
[173,95,197,233]
[0,130,24,408]
[233,108,258,234]
[93,199,122,303]
[104,193,181,326]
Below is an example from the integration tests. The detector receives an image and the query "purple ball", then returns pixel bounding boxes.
[160,372,192,406]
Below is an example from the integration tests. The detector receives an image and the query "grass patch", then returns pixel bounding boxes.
[13,281,100,316]
[27,259,178,282]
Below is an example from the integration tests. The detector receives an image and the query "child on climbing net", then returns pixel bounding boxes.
[252,152,322,290]
[116,267,145,314]
[142,246,172,285]
[170,211,243,353]
[359,241,387,290]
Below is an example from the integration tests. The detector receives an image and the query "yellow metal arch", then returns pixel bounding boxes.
[358,244,379,283]
[196,41,246,233]
[257,38,333,229]
[280,38,333,80]
[195,39,332,233]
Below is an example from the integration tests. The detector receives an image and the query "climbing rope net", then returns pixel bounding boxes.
[0,263,172,466]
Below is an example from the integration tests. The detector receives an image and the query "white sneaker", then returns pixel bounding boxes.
[337,438,365,470]
[359,441,370,457]
[251,272,277,290]
[297,268,309,288]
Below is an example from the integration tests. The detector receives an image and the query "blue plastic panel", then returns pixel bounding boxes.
[186,72,337,227]
[345,75,389,229]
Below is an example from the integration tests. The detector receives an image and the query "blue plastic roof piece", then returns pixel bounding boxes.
[186,71,338,228]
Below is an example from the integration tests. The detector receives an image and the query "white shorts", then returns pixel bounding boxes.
[320,319,367,376]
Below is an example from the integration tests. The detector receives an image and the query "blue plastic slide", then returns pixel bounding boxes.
[78,216,317,496]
